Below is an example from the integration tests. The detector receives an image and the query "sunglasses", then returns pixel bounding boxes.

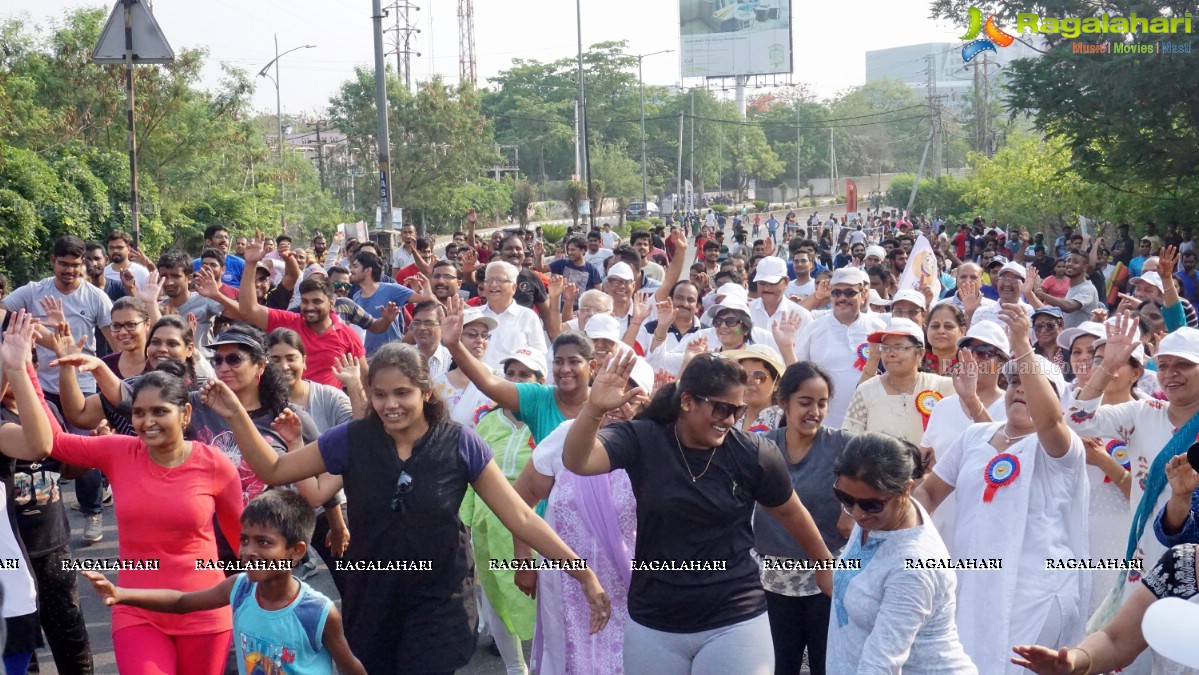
[830,289,860,299]
[693,395,749,421]
[964,344,1003,359]
[712,316,744,328]
[747,370,772,384]
[332,282,351,290]
[1033,322,1060,332]
[390,471,414,511]
[832,485,891,514]
[210,353,250,368]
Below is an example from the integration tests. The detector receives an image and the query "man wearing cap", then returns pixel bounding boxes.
[888,289,927,325]
[480,260,549,373]
[793,267,885,427]
[751,256,811,344]
[583,313,627,362]
[972,261,1039,327]
[1033,250,1099,329]
[863,245,886,270]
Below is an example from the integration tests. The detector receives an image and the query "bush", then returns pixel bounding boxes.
[753,200,767,212]
[712,204,729,214]
[649,217,664,226]
[541,224,567,244]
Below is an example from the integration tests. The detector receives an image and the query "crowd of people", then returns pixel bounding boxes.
[0,205,1195,674]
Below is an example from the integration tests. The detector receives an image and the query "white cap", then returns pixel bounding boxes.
[705,295,753,324]
[1057,321,1106,351]
[830,267,866,287]
[501,347,546,376]
[1132,271,1165,293]
[461,307,498,331]
[1151,326,1199,364]
[606,262,634,281]
[584,313,623,343]
[997,261,1027,281]
[715,282,748,301]
[956,320,1011,355]
[865,245,887,260]
[754,256,788,284]
[628,356,655,393]
[1143,597,1199,669]
[867,317,925,345]
[890,289,926,311]
[867,289,890,307]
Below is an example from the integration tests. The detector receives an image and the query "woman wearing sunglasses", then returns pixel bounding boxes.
[843,318,955,446]
[914,304,1087,675]
[826,433,976,674]
[754,362,855,675]
[563,351,834,674]
[722,345,786,433]
[666,296,784,377]
[511,354,653,675]
[204,342,610,674]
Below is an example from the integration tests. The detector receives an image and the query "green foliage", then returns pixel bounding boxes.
[540,224,567,244]
[712,204,728,214]
[753,200,767,212]
[563,180,588,226]
[511,179,538,227]
[887,173,972,223]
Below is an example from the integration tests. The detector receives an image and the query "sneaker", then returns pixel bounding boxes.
[83,514,103,544]
[102,482,113,505]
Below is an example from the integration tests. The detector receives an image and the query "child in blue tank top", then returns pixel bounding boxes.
[83,489,366,674]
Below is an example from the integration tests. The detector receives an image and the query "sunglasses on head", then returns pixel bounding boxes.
[210,353,250,368]
[832,485,891,514]
[693,395,749,421]
[390,471,414,511]
[964,343,1003,359]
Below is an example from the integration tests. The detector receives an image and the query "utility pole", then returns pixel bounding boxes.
[309,119,328,190]
[924,53,946,180]
[257,37,315,233]
[634,49,673,211]
[795,103,801,207]
[371,0,396,259]
[575,0,595,230]
[677,111,684,215]
[829,128,837,199]
[689,91,695,194]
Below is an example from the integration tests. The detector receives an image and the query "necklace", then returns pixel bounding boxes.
[1000,424,1034,443]
[673,426,717,483]
[146,446,190,479]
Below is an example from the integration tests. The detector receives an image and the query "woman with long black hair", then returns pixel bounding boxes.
[202,341,611,674]
[562,351,834,674]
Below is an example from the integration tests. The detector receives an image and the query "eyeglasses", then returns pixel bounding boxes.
[693,395,749,421]
[964,343,1003,359]
[1033,322,1061,332]
[462,330,491,341]
[389,471,414,511]
[210,353,250,369]
[578,306,606,316]
[832,485,892,514]
[410,320,439,329]
[332,282,351,290]
[430,273,459,282]
[712,316,744,328]
[879,344,919,354]
[747,370,772,384]
[606,278,633,287]
[483,277,513,285]
[111,320,145,333]
[830,289,860,299]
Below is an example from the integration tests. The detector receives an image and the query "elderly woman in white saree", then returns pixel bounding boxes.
[914,303,1089,675]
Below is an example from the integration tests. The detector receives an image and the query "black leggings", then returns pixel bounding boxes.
[764,590,830,675]
[27,545,92,674]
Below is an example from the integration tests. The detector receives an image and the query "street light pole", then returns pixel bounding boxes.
[635,49,673,213]
[258,38,315,233]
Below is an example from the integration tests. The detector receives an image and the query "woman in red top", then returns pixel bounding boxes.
[6,311,243,675]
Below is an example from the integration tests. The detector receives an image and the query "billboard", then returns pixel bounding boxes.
[680,0,793,77]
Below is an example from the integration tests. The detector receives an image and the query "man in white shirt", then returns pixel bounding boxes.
[391,222,418,271]
[785,250,817,301]
[408,299,452,383]
[751,256,811,343]
[103,230,149,287]
[583,230,613,277]
[972,261,1038,327]
[937,262,1000,327]
[794,267,885,427]
[600,222,621,250]
[480,260,549,373]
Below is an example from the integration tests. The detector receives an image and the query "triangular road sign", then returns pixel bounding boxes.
[92,0,174,64]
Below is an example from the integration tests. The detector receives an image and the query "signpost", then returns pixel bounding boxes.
[92,0,174,249]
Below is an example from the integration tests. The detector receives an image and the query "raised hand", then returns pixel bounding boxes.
[1159,244,1179,278]
[406,273,434,303]
[771,311,802,347]
[0,310,36,371]
[562,280,580,306]
[243,230,267,265]
[631,291,653,324]
[1090,306,1109,323]
[533,239,545,259]
[52,322,86,359]
[546,274,565,300]
[187,312,198,336]
[458,247,479,277]
[194,267,222,299]
[1101,310,1140,365]
[1165,453,1199,498]
[586,349,645,412]
[80,571,120,607]
[136,269,164,307]
[199,379,245,419]
[1009,645,1076,674]
[38,296,66,327]
[129,246,154,269]
[48,353,106,373]
[812,278,831,304]
[380,302,401,325]
[440,295,465,347]
[669,228,688,254]
[998,303,1031,346]
[121,267,137,291]
[332,353,362,389]
[1021,267,1040,299]
[685,336,710,359]
[90,420,114,437]
[951,348,981,401]
[270,408,303,446]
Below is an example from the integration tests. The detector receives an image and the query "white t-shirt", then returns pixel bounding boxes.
[4,278,113,393]
[600,231,619,249]
[104,261,149,287]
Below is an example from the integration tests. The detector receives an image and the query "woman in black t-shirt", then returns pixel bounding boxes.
[563,351,835,674]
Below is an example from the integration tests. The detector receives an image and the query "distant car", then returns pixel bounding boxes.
[625,202,659,219]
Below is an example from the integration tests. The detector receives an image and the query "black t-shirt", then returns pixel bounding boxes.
[2,406,71,557]
[599,419,793,633]
[1033,256,1057,280]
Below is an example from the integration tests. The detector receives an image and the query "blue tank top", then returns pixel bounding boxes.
[230,573,334,675]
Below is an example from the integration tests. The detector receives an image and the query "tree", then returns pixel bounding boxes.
[511,178,538,227]
[563,180,587,227]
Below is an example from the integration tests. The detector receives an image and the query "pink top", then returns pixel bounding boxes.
[1041,274,1070,298]
[51,433,243,636]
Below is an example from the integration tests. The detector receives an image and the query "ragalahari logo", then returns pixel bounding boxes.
[960,7,1016,62]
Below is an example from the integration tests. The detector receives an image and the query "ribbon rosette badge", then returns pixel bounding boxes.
[982,453,1021,502]
[915,390,943,430]
[960,6,1015,63]
[853,343,870,371]
[1104,440,1130,482]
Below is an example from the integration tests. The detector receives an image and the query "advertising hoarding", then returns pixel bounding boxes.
[680,0,793,77]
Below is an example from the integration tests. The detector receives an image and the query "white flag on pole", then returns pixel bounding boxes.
[897,234,942,301]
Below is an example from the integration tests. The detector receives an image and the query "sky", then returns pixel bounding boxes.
[6,0,967,119]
